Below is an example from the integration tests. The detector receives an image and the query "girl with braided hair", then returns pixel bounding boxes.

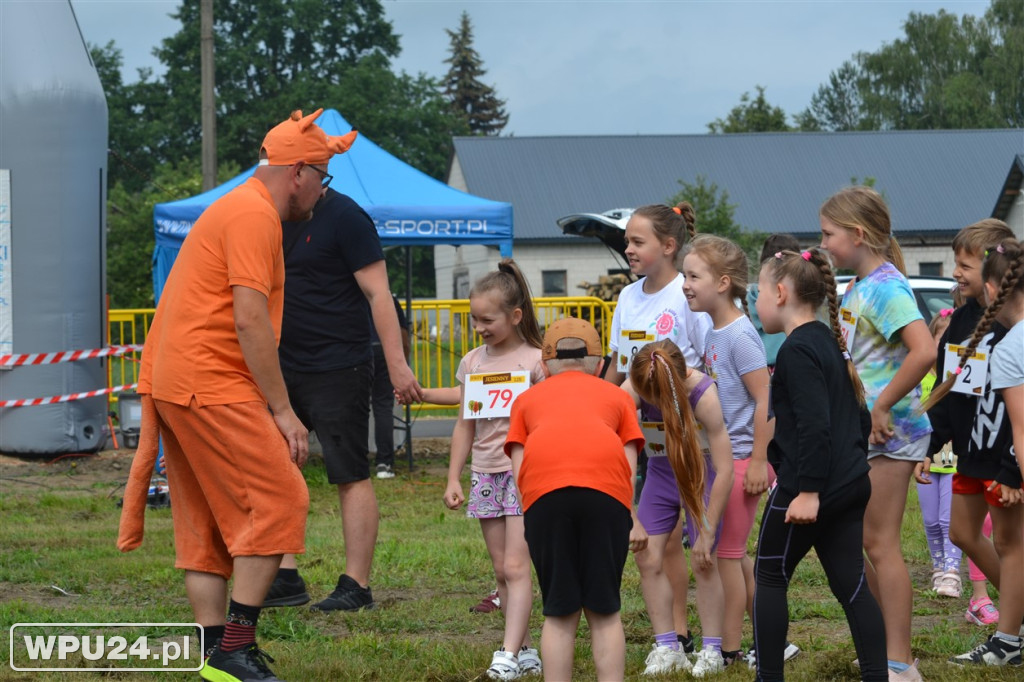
[751,248,886,682]
[819,186,934,681]
[930,238,1024,667]
[628,339,733,677]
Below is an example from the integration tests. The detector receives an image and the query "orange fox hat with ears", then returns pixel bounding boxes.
[259,108,357,166]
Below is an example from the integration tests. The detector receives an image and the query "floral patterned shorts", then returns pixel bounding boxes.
[466,470,523,519]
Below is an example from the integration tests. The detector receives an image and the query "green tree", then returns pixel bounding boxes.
[799,0,1022,130]
[106,159,244,309]
[707,86,791,133]
[668,176,765,268]
[90,42,172,192]
[443,12,509,135]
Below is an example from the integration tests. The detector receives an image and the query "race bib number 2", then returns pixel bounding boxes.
[463,370,531,419]
[618,330,656,372]
[943,343,988,396]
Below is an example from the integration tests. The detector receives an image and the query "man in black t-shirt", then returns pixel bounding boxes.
[266,188,423,612]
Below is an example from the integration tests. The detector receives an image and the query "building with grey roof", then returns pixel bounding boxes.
[438,129,1022,300]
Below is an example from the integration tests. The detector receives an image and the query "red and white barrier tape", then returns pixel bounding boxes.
[0,344,143,367]
[0,383,139,408]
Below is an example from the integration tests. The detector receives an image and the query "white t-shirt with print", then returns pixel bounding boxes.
[609,273,711,371]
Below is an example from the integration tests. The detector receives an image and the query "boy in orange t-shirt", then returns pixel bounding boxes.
[505,318,647,681]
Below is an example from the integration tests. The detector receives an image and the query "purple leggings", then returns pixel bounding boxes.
[916,472,961,573]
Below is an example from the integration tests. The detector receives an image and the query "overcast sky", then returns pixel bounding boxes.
[70,0,992,136]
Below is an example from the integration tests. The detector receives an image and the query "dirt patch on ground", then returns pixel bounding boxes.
[0,436,455,495]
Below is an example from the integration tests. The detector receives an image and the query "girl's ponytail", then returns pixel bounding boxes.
[816,252,866,407]
[887,235,907,277]
[630,340,706,524]
[472,258,544,349]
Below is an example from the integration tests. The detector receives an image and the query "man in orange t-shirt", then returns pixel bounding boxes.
[137,109,355,681]
[505,318,647,682]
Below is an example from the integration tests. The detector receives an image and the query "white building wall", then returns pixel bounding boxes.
[1006,192,1024,239]
[434,242,627,301]
[901,244,956,278]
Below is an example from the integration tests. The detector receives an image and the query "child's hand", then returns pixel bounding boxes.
[785,492,819,524]
[691,533,714,570]
[156,453,166,476]
[913,457,932,485]
[868,405,895,445]
[743,459,769,495]
[990,481,1023,507]
[628,523,648,554]
[443,481,465,510]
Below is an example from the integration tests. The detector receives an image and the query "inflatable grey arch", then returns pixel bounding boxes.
[0,1,109,455]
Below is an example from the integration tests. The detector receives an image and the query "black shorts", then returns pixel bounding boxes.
[523,487,631,617]
[283,364,372,484]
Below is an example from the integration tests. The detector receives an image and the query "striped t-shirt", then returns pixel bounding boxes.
[701,315,767,459]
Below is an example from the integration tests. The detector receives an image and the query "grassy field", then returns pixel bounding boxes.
[0,438,1019,681]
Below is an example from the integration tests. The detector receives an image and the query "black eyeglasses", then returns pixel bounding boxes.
[305,164,332,188]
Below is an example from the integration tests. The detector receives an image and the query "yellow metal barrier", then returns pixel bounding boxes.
[106,309,155,405]
[107,297,617,413]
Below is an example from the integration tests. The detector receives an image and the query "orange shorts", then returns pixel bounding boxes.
[952,472,1007,508]
[154,398,309,578]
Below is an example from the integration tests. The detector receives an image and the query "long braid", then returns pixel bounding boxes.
[923,239,1024,410]
[817,251,866,406]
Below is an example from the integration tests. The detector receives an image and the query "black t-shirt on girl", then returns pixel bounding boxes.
[768,321,871,499]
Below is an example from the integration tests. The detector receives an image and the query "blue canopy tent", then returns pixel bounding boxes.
[151,109,513,467]
[152,108,513,300]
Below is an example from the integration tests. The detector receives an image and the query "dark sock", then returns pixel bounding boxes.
[678,631,695,654]
[197,624,225,658]
[276,568,300,582]
[220,600,261,653]
[722,649,742,665]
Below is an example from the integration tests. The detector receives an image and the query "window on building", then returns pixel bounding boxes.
[919,262,943,277]
[542,270,567,296]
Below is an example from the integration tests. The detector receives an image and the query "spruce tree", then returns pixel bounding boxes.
[443,12,508,135]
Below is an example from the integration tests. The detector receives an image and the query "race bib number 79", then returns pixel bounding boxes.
[463,370,531,419]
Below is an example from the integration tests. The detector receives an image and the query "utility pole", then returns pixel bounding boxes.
[200,0,216,191]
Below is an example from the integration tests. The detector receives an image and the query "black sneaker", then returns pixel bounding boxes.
[949,635,1023,666]
[200,643,283,681]
[262,574,309,608]
[309,574,375,612]
[678,631,695,655]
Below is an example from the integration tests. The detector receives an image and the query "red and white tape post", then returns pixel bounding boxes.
[0,344,144,408]
[0,344,143,367]
[0,383,139,408]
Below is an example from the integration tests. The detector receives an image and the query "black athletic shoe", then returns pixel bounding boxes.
[678,631,696,655]
[262,575,310,608]
[309,574,375,612]
[200,643,282,681]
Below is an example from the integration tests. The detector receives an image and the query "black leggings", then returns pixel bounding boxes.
[752,477,887,682]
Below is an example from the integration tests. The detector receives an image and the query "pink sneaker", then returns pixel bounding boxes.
[965,596,999,626]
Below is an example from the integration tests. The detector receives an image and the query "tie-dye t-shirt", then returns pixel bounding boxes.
[840,262,931,454]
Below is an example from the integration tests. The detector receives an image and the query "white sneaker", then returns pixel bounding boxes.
[375,464,396,479]
[930,569,943,591]
[642,644,690,675]
[517,647,542,676]
[936,571,962,598]
[486,649,520,681]
[745,641,801,668]
[691,648,725,677]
